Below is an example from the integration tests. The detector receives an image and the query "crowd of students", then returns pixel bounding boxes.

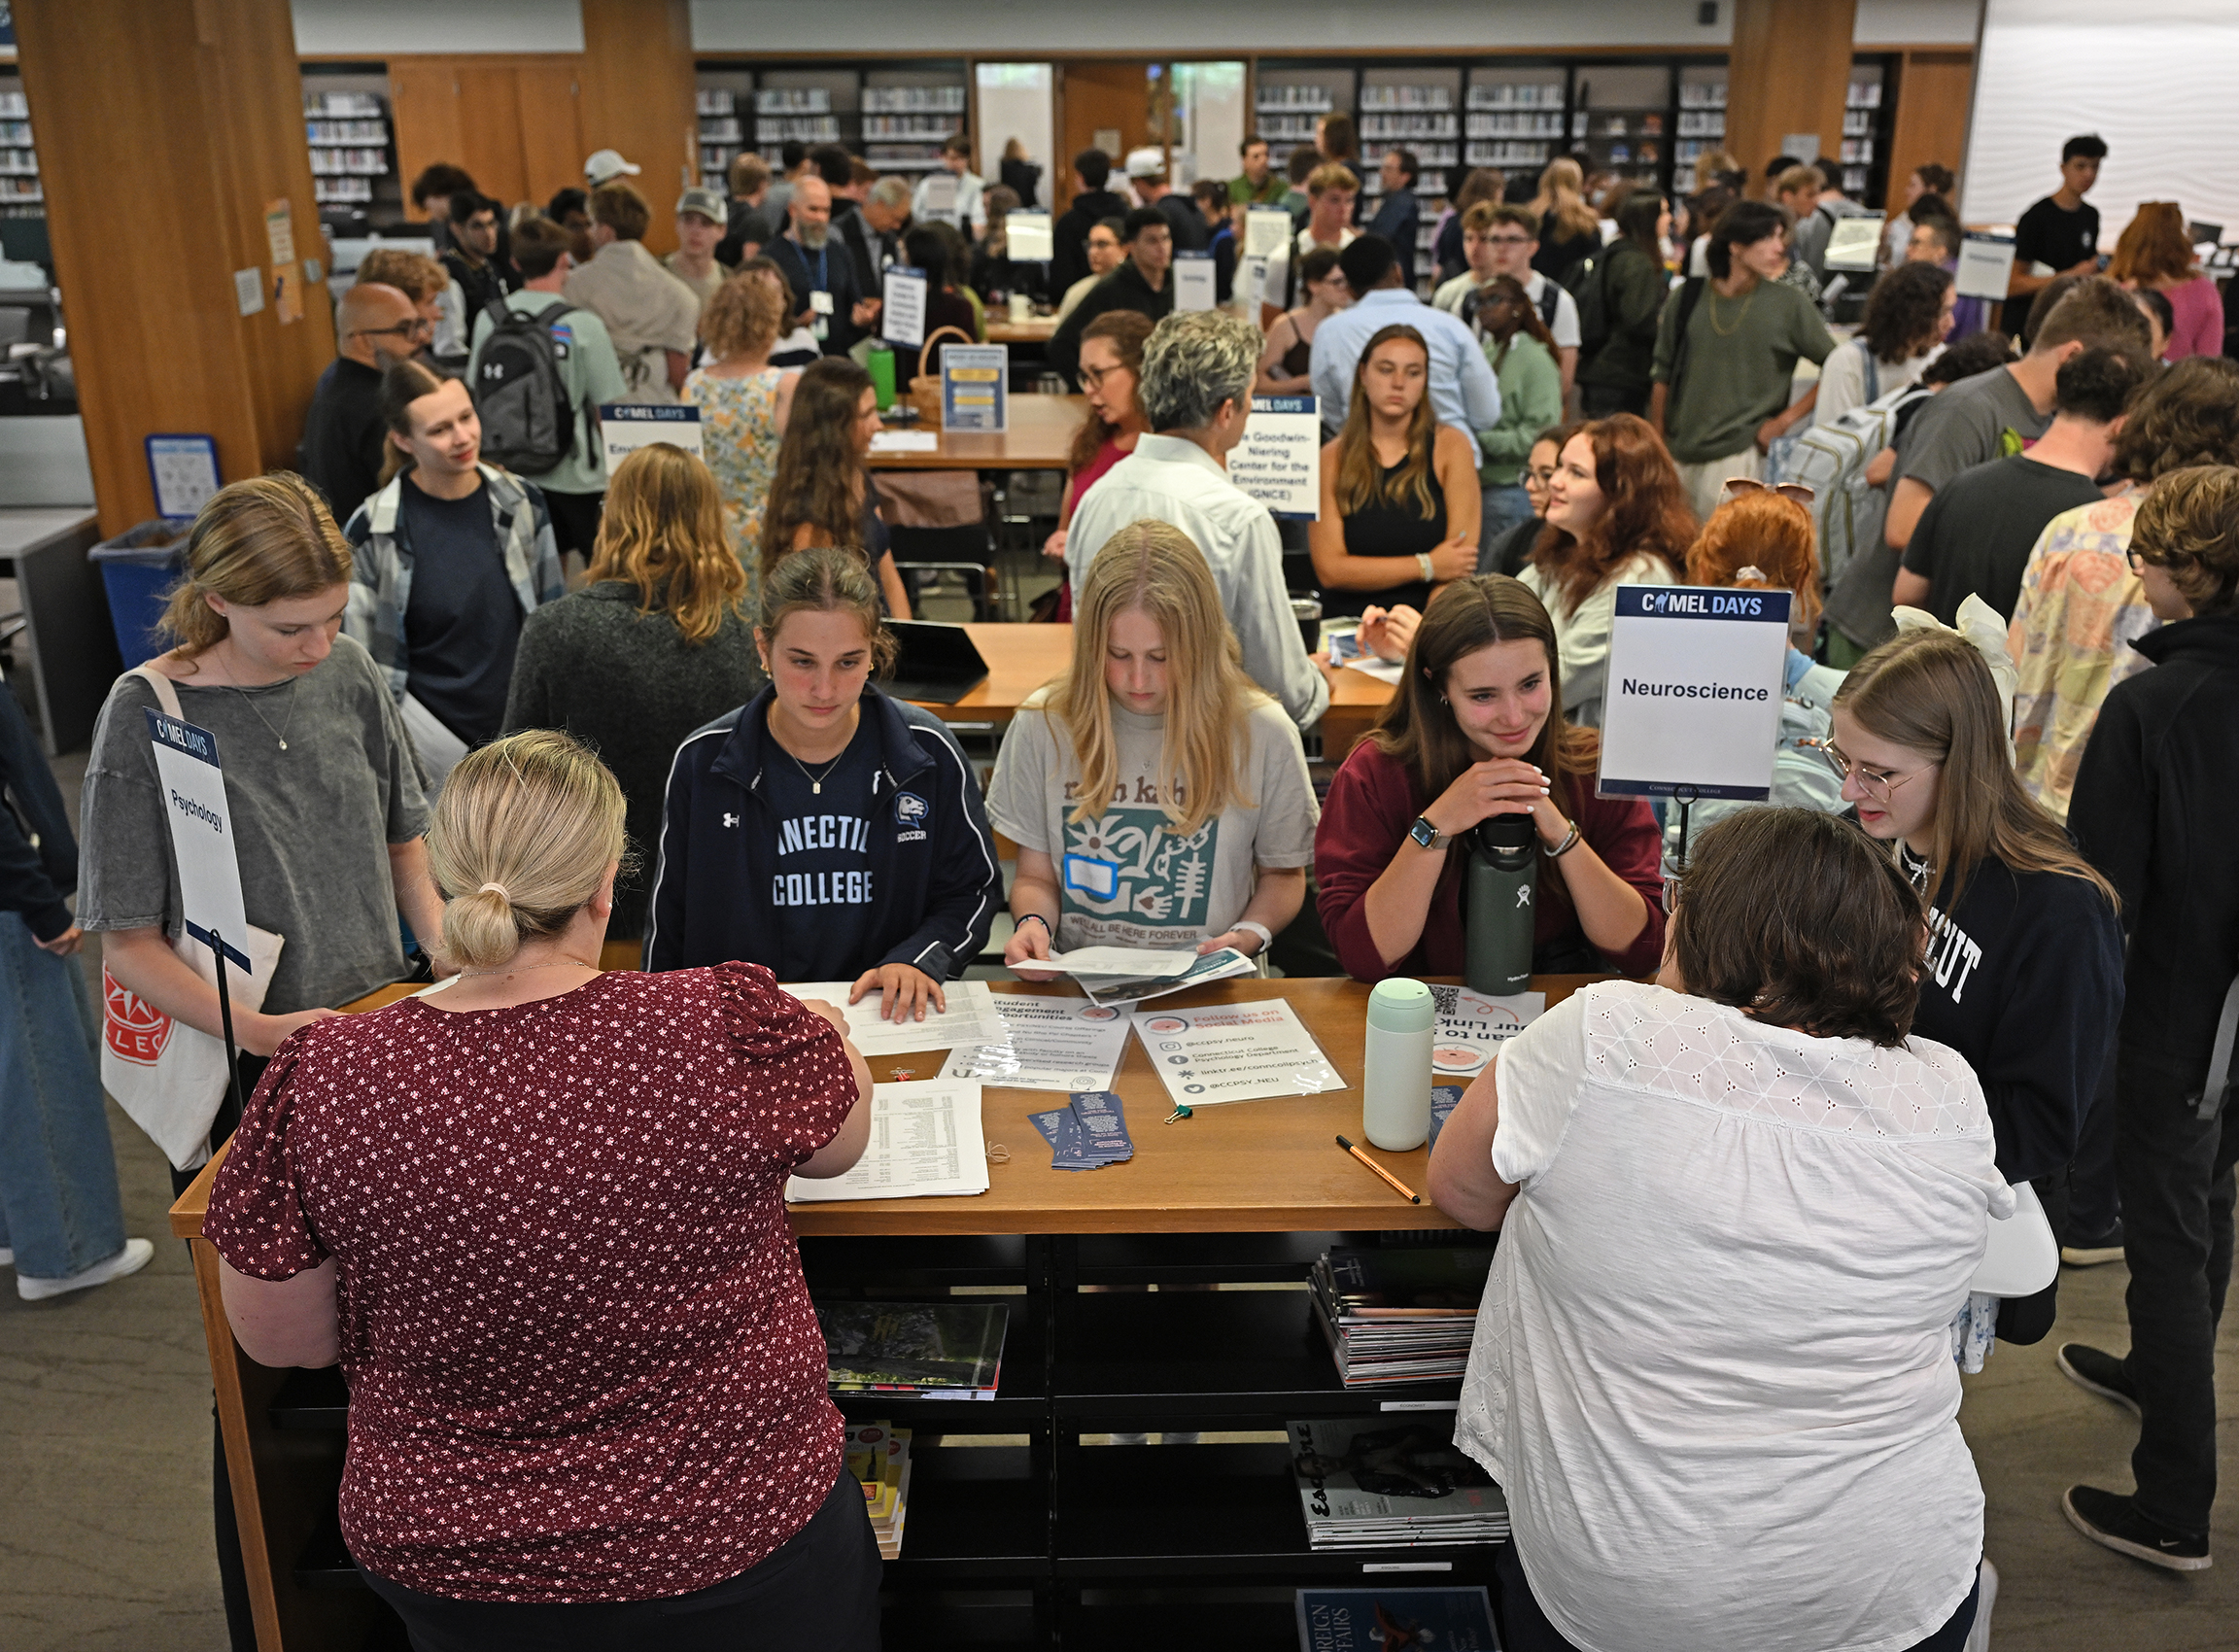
[5,115,2237,1652]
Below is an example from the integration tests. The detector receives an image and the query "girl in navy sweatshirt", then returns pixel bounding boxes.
[643,547,1002,1019]
[1828,629,2123,1335]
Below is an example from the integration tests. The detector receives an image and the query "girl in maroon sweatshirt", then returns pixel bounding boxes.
[1315,573,1666,981]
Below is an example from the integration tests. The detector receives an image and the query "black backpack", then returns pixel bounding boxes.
[1574,249,1619,357]
[473,301,580,474]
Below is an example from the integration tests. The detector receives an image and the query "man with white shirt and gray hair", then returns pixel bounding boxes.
[1067,310,1330,731]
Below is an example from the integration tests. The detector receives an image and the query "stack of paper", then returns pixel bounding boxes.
[818,1300,1008,1400]
[786,1079,990,1203]
[844,1422,913,1559]
[1287,1418,1509,1548]
[1308,1247,1492,1387]
[1027,1089,1134,1170]
[783,980,1005,1056]
[940,994,1131,1092]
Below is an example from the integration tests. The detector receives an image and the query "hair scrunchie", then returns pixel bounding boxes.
[477,881,510,902]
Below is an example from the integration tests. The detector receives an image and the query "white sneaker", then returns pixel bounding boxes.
[0,1248,13,1267]
[17,1238,155,1301]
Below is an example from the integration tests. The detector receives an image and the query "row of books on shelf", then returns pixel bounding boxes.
[1468,113,1564,137]
[1677,83,1729,109]
[306,119,385,145]
[1675,111,1725,137]
[1364,141,1459,167]
[1361,86,1452,111]
[1466,141,1555,167]
[758,117,841,141]
[311,150,389,176]
[1361,114,1458,139]
[1846,81,1886,108]
[1258,87,1333,112]
[304,91,381,118]
[1470,83,1563,109]
[865,86,965,113]
[0,93,27,120]
[844,1422,913,1560]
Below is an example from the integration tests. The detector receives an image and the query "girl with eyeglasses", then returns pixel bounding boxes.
[1828,629,2123,1340]
[1041,311,1154,620]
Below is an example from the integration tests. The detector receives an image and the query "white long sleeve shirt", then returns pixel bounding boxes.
[1066,433,1329,731]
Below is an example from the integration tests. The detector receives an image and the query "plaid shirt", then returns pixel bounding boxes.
[342,465,562,704]
[2008,486,2160,823]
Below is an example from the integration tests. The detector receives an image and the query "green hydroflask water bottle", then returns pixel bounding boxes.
[1465,816,1537,996]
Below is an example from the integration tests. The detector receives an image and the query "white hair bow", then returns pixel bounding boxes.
[1891,593,2019,755]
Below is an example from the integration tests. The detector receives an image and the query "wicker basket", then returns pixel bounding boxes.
[907,326,978,420]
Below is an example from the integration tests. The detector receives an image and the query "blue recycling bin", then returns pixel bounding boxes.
[88,522,191,668]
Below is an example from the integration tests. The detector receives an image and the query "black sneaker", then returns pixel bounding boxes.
[2062,1220,2125,1266]
[2057,1343,2142,1418]
[2063,1485,2211,1571]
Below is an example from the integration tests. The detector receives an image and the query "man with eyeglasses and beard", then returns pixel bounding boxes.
[299,281,427,525]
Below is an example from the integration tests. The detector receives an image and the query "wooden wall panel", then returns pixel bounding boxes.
[1725,0,1859,195]
[388,57,586,229]
[453,66,533,211]
[19,0,335,537]
[577,0,697,254]
[1055,61,1152,212]
[514,62,588,214]
[1884,50,1975,217]
[389,60,469,223]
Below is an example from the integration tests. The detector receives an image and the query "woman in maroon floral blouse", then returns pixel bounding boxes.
[204,730,878,1649]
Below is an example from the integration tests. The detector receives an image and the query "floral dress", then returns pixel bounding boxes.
[683,366,786,602]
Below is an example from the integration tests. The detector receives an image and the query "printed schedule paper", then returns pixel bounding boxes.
[1130,998,1344,1107]
[783,979,1005,1057]
[940,996,1133,1092]
[787,1079,989,1202]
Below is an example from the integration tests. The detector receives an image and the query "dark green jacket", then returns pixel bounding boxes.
[1577,238,1671,396]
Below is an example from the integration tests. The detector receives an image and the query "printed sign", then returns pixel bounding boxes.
[598,403,705,470]
[1130,999,1345,1108]
[143,711,251,971]
[1006,210,1053,262]
[1596,585,1792,801]
[1822,214,1885,272]
[1173,250,1216,312]
[1244,208,1294,259]
[942,343,1009,432]
[881,265,927,348]
[1228,395,1322,520]
[1955,232,2019,302]
[145,434,221,520]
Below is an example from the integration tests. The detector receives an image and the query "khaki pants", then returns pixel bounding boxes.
[1676,447,1762,522]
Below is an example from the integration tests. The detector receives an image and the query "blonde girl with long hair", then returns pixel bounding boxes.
[1829,628,2124,1213]
[1528,157,1602,288]
[503,443,765,941]
[1309,323,1481,619]
[989,520,1321,971]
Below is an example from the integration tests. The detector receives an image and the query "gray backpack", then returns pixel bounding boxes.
[472,301,580,475]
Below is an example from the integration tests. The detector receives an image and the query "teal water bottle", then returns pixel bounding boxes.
[1465,817,1537,996]
[1362,979,1435,1152]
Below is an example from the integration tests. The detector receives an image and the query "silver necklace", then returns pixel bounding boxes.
[231,678,302,750]
[787,748,847,796]
[458,958,600,980]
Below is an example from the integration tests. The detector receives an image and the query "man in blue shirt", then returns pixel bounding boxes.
[1309,234,1501,462]
[1366,148,1423,289]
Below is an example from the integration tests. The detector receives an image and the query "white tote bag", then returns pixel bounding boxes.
[96,666,285,1172]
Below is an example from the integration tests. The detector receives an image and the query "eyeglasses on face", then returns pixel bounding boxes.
[355,321,431,341]
[1724,477,1815,504]
[1079,363,1130,389]
[1797,738,1935,804]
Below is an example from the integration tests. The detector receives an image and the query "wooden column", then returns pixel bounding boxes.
[1725,0,1860,194]
[17,0,333,539]
[576,0,698,256]
[1883,49,1976,215]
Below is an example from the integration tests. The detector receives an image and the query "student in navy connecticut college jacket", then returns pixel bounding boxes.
[644,547,1001,1019]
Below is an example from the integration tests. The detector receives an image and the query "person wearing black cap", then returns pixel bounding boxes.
[1307,234,1501,460]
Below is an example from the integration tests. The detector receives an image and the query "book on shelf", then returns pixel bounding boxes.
[844,1421,913,1559]
[1296,1586,1499,1651]
[817,1300,1007,1400]
[1309,1245,1491,1388]
[1288,1417,1509,1549]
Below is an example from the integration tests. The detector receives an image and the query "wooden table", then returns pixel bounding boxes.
[984,314,1060,345]
[169,971,1596,1649]
[903,623,1395,763]
[867,394,1085,471]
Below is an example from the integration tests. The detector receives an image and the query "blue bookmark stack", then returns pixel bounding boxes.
[1030,1090,1136,1171]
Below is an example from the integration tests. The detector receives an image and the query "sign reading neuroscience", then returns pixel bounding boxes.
[1597,585,1792,801]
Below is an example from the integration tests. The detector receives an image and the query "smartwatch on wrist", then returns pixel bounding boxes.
[1408,815,1446,850]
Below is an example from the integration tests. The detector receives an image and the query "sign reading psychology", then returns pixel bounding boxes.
[1229,395,1321,520]
[1597,585,1791,801]
[144,711,252,971]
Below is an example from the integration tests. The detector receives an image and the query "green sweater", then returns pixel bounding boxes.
[1476,332,1565,486]
[1650,274,1833,465]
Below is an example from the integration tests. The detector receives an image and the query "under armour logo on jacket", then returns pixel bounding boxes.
[723,812,740,827]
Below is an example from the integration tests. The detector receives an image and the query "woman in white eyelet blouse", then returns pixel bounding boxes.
[1429,808,2010,1652]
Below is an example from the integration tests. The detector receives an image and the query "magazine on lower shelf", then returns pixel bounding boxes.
[816,1300,1008,1399]
[1287,1417,1509,1548]
[1295,1586,1500,1650]
[844,1422,913,1559]
[1309,1246,1492,1387]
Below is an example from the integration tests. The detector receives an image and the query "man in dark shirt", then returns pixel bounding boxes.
[1366,148,1423,289]
[1129,151,1210,254]
[2006,134,2106,335]
[1049,208,1175,385]
[765,177,880,357]
[1894,346,2142,625]
[298,281,423,526]
[441,193,513,321]
[718,152,777,266]
[1051,148,1131,296]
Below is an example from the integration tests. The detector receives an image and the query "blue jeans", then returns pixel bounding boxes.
[1480,483,1534,545]
[0,912,127,1279]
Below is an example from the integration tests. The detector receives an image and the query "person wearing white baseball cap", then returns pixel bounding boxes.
[584,148,641,189]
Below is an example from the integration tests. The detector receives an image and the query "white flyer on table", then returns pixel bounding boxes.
[1130,998,1344,1108]
[1038,946,1198,979]
[869,430,940,453]
[783,979,1005,1056]
[786,1079,989,1202]
[1426,985,1545,1079]
[940,996,1132,1093]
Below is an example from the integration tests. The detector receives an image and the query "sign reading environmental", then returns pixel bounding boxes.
[599,403,704,469]
[1229,395,1321,520]
[1596,585,1791,802]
